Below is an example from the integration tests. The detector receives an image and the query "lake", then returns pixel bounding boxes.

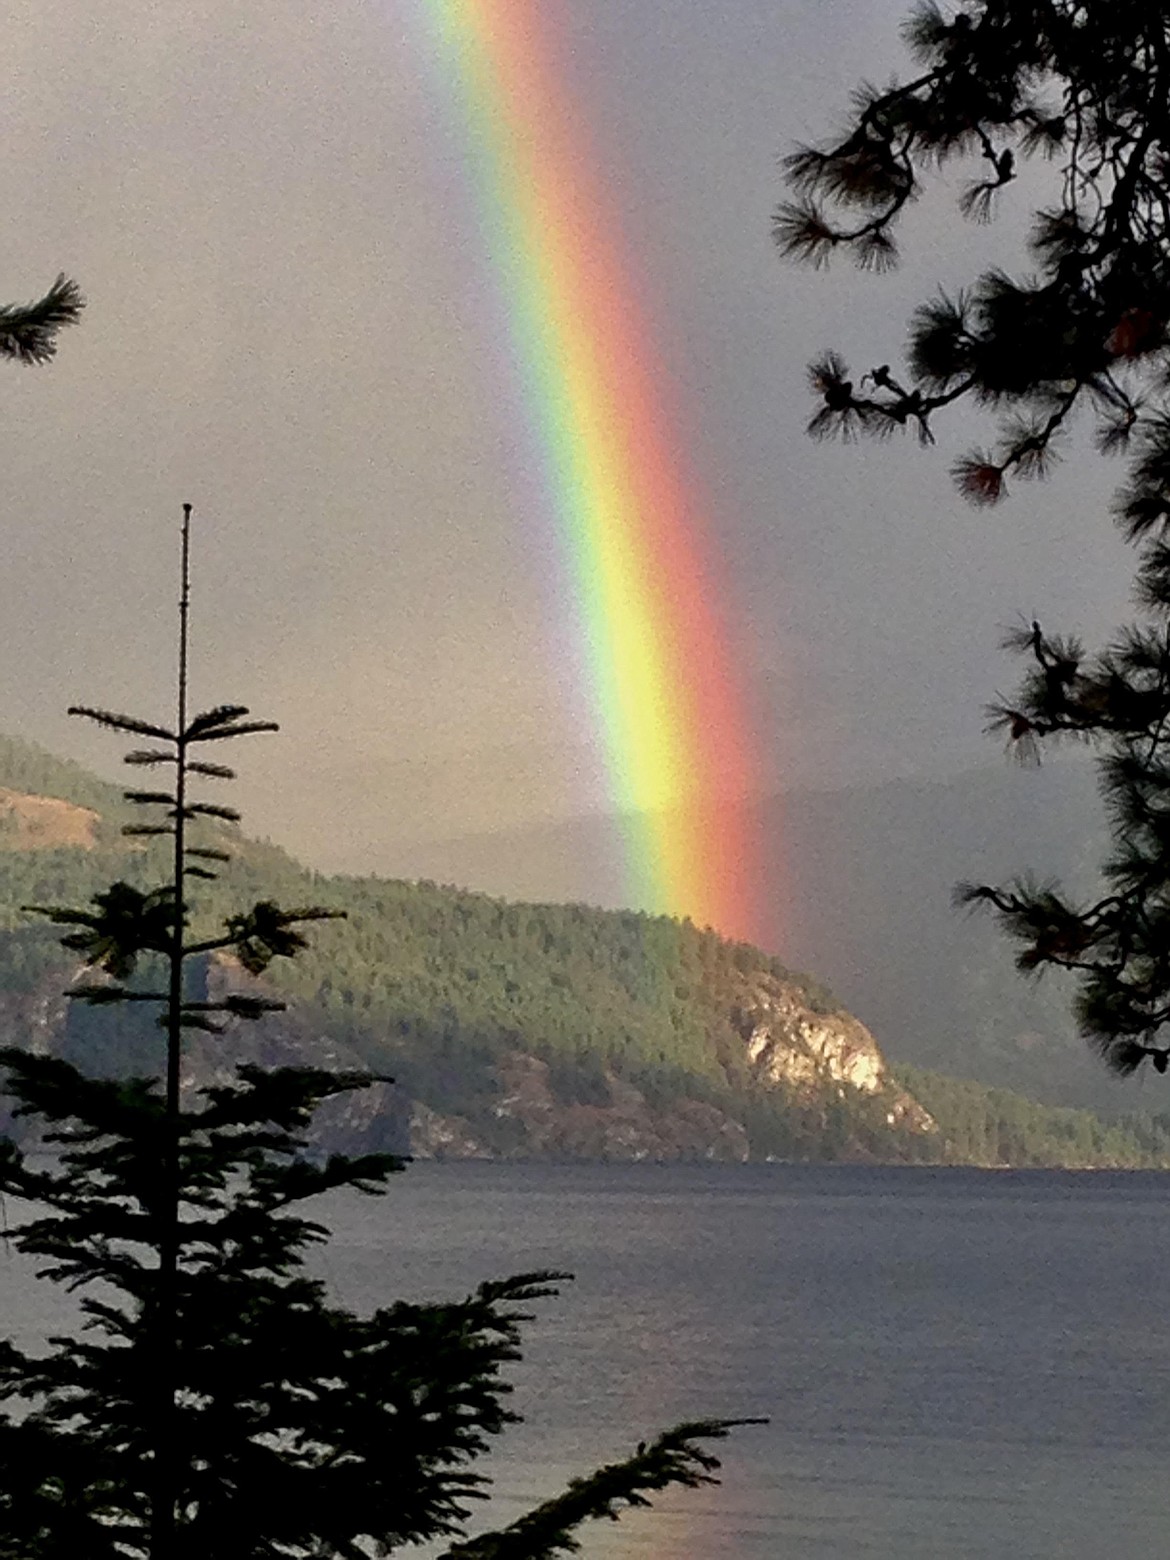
[8,1162,1170,1556]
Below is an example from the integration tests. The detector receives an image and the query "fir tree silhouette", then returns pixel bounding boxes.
[0,505,757,1557]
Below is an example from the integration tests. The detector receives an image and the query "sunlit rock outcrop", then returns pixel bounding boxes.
[735,975,934,1135]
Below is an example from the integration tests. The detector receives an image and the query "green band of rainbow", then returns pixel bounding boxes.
[418,0,765,942]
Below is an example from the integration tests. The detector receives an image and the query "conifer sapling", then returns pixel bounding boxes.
[0,505,756,1558]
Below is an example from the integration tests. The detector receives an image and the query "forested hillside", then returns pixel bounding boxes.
[410,761,1140,1117]
[1,733,1168,1167]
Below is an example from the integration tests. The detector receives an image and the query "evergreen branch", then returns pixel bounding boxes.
[470,1273,571,1307]
[780,6,1170,502]
[247,1148,407,1208]
[192,1066,400,1135]
[805,348,976,446]
[181,801,241,822]
[181,996,287,1020]
[123,750,238,778]
[68,706,176,743]
[0,1049,164,1132]
[958,144,1016,222]
[185,704,251,736]
[184,705,280,743]
[0,273,84,363]
[954,451,1009,506]
[773,199,845,268]
[187,720,281,743]
[186,903,346,973]
[439,1420,764,1559]
[24,883,179,978]
[908,289,974,389]
[68,985,167,1005]
[124,749,174,767]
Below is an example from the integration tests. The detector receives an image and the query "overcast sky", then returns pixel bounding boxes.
[0,0,1135,911]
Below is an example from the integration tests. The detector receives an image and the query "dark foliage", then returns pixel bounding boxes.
[779,1,1170,490]
[781,2,1170,1077]
[0,1051,532,1557]
[0,275,83,364]
[441,1419,762,1559]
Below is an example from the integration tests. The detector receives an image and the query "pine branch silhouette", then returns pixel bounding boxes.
[779,2,1170,1079]
[440,1419,766,1560]
[0,273,83,363]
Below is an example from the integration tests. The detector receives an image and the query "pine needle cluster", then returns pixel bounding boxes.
[0,275,83,365]
[779,1,1170,498]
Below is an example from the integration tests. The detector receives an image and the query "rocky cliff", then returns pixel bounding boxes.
[0,745,1165,1169]
[734,976,934,1135]
[1,953,936,1163]
[0,749,940,1164]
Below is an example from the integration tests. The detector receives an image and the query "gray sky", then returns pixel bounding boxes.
[0,1,1136,920]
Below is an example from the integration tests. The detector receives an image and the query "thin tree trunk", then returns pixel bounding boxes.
[151,503,192,1558]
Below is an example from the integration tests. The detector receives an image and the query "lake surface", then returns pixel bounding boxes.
[8,1162,1170,1556]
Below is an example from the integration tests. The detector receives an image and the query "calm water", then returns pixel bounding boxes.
[8,1163,1170,1557]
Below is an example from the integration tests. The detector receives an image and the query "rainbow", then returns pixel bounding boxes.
[418,1,765,943]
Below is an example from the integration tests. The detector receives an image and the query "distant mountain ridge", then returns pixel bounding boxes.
[0,732,1166,1168]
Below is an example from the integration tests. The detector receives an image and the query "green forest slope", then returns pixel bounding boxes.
[0,734,1168,1167]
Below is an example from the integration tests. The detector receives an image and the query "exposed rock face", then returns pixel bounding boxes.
[176,959,412,1157]
[0,982,71,1060]
[0,789,99,850]
[485,1052,750,1162]
[734,974,935,1135]
[0,956,933,1162]
[740,982,885,1093]
[409,1103,485,1160]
